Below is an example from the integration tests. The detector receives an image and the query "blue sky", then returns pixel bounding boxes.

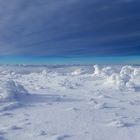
[0,0,140,64]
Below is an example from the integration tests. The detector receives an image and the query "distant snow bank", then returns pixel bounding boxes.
[0,80,28,102]
[93,65,140,91]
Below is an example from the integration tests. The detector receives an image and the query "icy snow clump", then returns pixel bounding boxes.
[0,80,28,102]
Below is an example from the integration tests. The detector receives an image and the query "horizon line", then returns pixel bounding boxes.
[0,55,140,65]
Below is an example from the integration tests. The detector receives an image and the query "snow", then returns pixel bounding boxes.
[0,80,28,102]
[0,65,140,140]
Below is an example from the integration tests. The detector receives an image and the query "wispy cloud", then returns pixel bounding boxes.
[0,0,139,56]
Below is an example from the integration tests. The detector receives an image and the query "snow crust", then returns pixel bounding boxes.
[0,65,140,140]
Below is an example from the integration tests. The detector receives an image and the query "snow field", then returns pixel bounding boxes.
[0,65,140,140]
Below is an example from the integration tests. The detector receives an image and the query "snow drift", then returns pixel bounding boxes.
[0,80,28,102]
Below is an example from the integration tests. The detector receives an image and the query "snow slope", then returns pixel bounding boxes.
[0,65,140,140]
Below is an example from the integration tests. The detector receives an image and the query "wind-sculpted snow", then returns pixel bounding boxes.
[0,65,140,140]
[0,65,140,101]
[0,65,140,102]
[0,80,28,102]
[93,65,140,91]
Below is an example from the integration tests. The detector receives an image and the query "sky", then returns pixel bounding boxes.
[0,0,140,64]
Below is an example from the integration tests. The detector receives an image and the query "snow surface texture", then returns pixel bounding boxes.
[0,65,140,140]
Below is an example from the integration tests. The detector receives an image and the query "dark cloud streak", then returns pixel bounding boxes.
[0,0,140,56]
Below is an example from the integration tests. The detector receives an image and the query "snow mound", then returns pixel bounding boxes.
[93,65,117,77]
[71,68,85,76]
[93,65,140,91]
[108,120,127,128]
[0,80,28,102]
